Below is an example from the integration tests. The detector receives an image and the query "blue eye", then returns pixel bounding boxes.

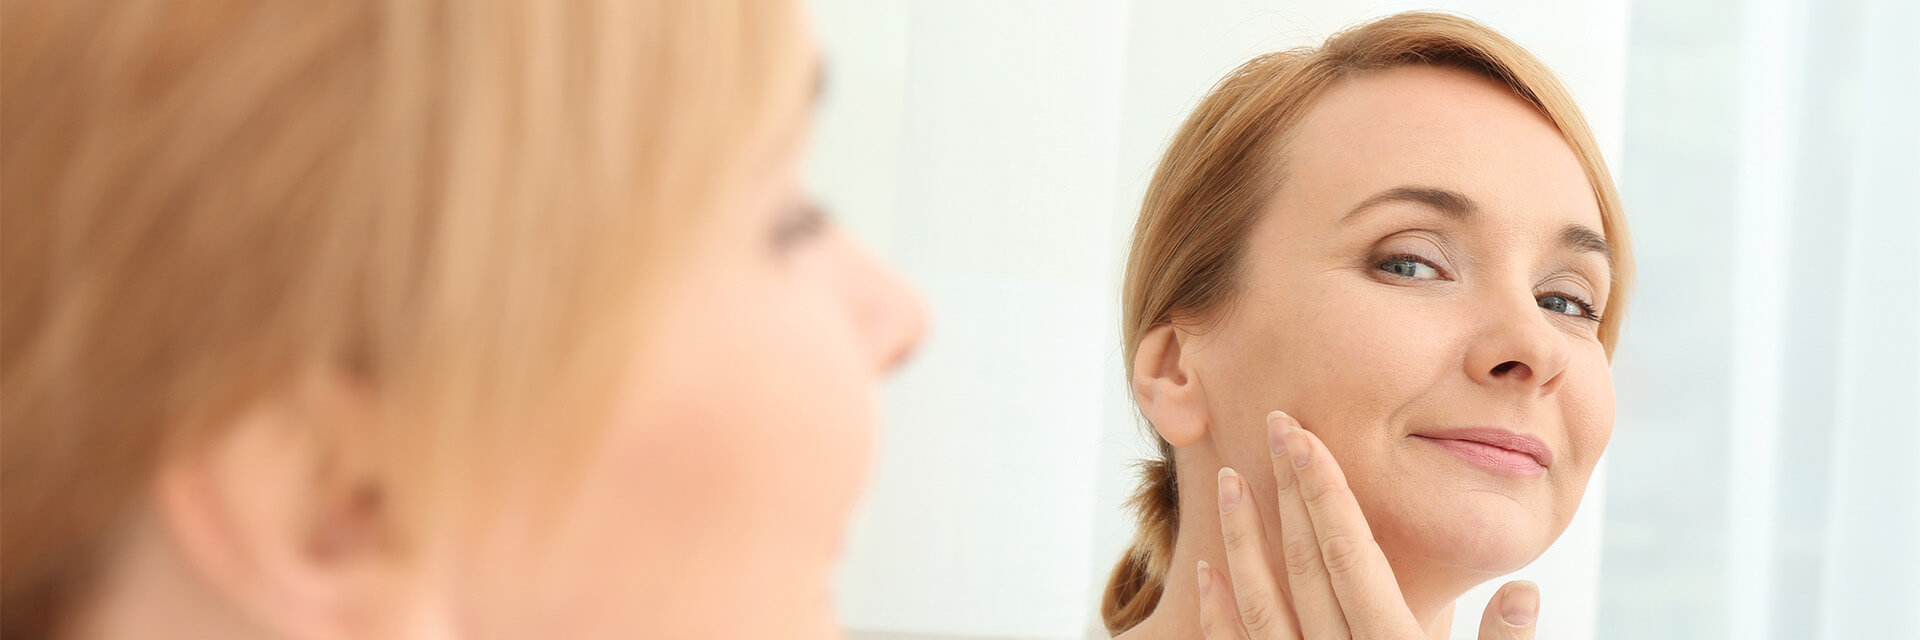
[1378,255,1442,280]
[1538,293,1600,320]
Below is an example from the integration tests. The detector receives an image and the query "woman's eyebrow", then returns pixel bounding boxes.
[1561,223,1615,268]
[1340,185,1477,223]
[1342,184,1615,268]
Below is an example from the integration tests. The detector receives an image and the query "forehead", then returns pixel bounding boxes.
[1274,64,1601,234]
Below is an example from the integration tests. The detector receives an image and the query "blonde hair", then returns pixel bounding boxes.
[0,1,808,637]
[1103,11,1634,633]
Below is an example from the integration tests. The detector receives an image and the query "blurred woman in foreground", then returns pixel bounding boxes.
[3,1,924,637]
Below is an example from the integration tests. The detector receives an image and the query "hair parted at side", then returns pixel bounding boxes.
[1103,11,1634,634]
[0,1,809,637]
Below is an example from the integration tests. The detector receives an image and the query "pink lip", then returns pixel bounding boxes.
[1412,428,1553,476]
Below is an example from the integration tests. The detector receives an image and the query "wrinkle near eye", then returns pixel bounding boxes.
[1368,229,1461,274]
[1535,272,1601,309]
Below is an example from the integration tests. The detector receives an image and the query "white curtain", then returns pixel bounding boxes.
[1601,0,1920,637]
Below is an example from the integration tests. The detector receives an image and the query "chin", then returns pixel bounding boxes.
[1370,490,1554,579]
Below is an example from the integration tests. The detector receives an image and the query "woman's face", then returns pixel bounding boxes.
[446,35,927,640]
[1192,65,1614,582]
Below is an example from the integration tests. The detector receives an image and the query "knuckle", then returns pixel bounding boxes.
[1220,519,1254,554]
[1319,531,1373,575]
[1236,598,1280,635]
[1300,477,1353,510]
[1280,536,1323,577]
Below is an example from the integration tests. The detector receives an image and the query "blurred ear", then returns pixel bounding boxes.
[1131,324,1211,448]
[150,376,433,640]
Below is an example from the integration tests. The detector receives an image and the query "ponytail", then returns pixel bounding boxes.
[1100,441,1181,634]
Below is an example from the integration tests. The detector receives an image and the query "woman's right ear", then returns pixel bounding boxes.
[1131,324,1209,448]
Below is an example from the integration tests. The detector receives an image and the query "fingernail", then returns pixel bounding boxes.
[1501,581,1539,626]
[1267,411,1292,455]
[1217,467,1241,513]
[1197,560,1213,597]
[1283,428,1311,469]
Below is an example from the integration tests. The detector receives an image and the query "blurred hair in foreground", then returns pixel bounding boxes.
[1,0,808,636]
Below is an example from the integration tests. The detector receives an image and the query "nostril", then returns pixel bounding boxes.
[1491,361,1527,377]
[879,337,918,374]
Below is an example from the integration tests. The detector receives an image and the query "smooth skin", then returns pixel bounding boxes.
[1197,412,1539,639]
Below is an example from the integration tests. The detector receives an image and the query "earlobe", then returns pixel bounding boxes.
[1131,324,1210,448]
[148,382,418,640]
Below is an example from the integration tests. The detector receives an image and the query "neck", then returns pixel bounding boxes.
[1113,454,1464,640]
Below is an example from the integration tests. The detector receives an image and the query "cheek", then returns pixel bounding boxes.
[1206,274,1463,515]
[614,267,877,556]
[1261,276,1460,441]
[1555,356,1616,482]
[477,258,880,635]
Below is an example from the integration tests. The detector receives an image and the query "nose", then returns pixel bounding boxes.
[1464,293,1572,395]
[845,242,927,374]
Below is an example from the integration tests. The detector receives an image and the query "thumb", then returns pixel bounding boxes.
[1477,580,1539,640]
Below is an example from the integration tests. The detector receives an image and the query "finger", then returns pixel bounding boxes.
[1476,581,1539,640]
[1197,561,1254,640]
[1266,411,1350,639]
[1215,467,1299,638]
[1279,418,1424,638]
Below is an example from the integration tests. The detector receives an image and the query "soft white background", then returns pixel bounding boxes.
[806,1,1919,639]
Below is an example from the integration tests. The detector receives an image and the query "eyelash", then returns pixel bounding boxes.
[1541,290,1604,322]
[1377,253,1450,280]
[773,201,829,252]
[1375,254,1604,323]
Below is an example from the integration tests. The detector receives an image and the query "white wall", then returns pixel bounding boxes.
[808,2,1633,639]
